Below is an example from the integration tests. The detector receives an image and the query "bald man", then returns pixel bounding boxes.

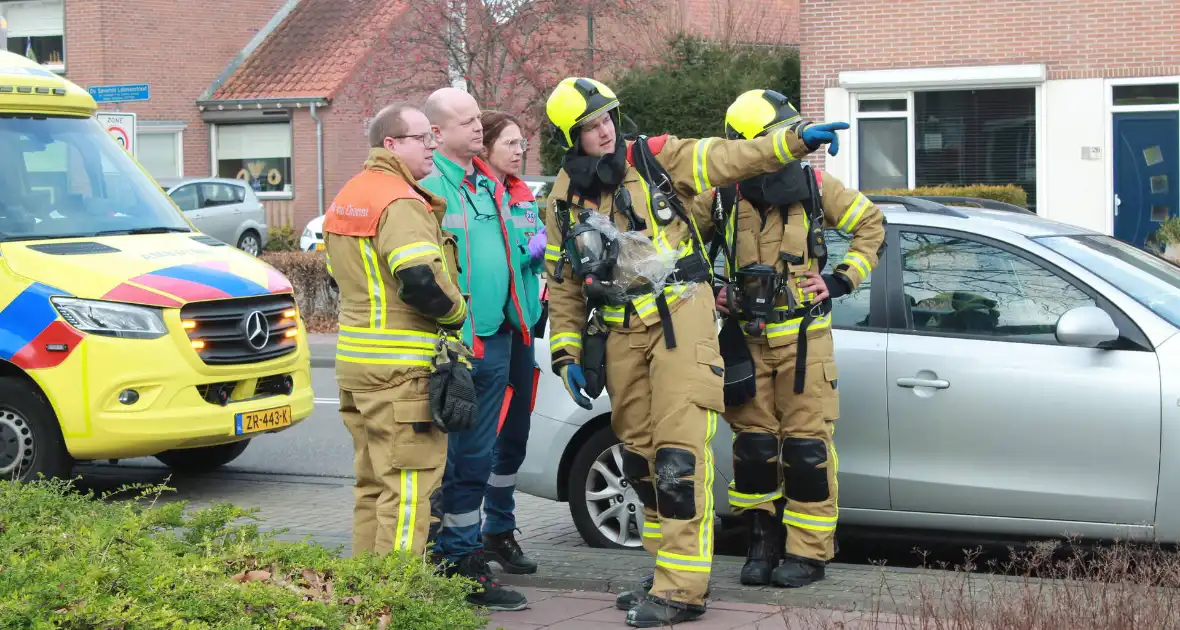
[420,87,535,613]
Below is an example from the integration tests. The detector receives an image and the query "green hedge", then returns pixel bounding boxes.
[541,35,801,174]
[864,184,1029,209]
[0,478,486,629]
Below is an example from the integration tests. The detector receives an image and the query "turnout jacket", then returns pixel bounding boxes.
[543,127,816,373]
[323,148,467,391]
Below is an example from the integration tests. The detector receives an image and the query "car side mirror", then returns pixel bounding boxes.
[1055,305,1120,348]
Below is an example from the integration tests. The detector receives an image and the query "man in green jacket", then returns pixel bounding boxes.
[419,87,540,613]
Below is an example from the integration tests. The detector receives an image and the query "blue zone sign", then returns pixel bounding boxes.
[87,83,150,103]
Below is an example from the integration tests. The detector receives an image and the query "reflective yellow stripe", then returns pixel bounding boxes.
[692,138,716,194]
[843,251,871,280]
[551,332,582,351]
[782,509,837,532]
[772,128,794,164]
[338,326,439,349]
[838,194,872,232]
[765,314,831,340]
[656,549,712,573]
[701,409,717,559]
[544,244,562,262]
[324,252,334,277]
[394,470,418,551]
[728,484,782,508]
[642,521,662,539]
[601,284,691,324]
[438,299,467,326]
[360,239,385,329]
[387,241,442,272]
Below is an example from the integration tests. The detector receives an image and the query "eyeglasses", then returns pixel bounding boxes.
[393,131,439,149]
[502,138,529,152]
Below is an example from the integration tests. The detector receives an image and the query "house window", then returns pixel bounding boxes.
[854,88,1039,211]
[1,1,64,73]
[214,122,292,197]
[137,128,184,179]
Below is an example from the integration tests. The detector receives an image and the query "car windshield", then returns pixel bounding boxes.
[0,114,190,241]
[1038,233,1180,329]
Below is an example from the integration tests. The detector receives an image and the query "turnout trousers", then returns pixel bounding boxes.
[340,376,447,557]
[606,289,724,607]
[725,330,840,563]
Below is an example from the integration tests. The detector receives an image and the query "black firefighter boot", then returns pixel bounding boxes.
[771,552,826,588]
[482,529,538,574]
[740,509,780,585]
[625,594,706,628]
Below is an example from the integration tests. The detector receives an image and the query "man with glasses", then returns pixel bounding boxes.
[419,87,533,613]
[323,102,468,562]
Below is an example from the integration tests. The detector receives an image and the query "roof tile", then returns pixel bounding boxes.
[211,0,405,101]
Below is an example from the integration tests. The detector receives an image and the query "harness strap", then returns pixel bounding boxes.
[656,292,676,349]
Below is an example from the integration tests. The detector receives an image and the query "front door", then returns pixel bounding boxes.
[886,228,1161,526]
[1113,112,1180,248]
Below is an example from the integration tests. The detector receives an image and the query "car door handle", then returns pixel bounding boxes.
[897,377,949,389]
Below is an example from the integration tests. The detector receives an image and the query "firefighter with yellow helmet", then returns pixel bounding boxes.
[541,77,849,627]
[706,89,885,588]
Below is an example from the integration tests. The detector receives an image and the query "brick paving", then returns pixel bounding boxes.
[74,464,1024,625]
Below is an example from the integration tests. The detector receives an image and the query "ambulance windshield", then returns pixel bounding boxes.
[0,114,190,241]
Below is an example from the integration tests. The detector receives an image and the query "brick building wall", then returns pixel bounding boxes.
[63,0,286,177]
[799,0,1180,171]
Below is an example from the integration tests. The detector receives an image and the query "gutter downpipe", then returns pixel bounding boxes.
[310,101,324,217]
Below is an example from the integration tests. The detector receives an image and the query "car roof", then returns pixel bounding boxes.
[158,176,250,190]
[869,195,1098,241]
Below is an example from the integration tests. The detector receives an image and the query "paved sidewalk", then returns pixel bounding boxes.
[75,465,1021,621]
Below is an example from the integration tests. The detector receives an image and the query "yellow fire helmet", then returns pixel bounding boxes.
[546,77,620,148]
[725,89,802,140]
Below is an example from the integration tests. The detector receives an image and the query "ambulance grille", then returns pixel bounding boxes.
[181,295,299,365]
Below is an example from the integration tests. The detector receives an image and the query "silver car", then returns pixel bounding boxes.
[519,195,1180,550]
[160,177,269,256]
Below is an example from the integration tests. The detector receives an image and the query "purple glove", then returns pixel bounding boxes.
[528,227,548,260]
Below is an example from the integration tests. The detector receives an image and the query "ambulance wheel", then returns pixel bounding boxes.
[0,377,72,483]
[154,439,250,473]
[567,424,645,550]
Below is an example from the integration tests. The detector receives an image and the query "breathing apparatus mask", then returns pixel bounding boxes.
[733,263,783,337]
[565,210,623,305]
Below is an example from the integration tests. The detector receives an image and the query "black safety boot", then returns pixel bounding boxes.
[615,573,713,610]
[771,553,826,588]
[447,551,529,611]
[483,530,538,575]
[625,594,706,628]
[740,510,780,585]
[614,573,654,610]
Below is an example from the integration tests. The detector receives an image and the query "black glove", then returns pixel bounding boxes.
[428,352,477,433]
[822,272,853,300]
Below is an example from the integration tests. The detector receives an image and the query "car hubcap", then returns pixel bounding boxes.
[0,407,35,477]
[242,236,260,256]
[585,443,644,548]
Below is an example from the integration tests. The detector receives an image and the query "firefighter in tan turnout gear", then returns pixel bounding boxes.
[324,102,473,561]
[707,89,885,588]
[541,77,849,628]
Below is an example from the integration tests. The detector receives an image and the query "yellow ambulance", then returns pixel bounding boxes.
[0,51,314,482]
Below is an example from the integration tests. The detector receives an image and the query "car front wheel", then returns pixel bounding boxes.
[567,424,646,550]
[0,377,72,482]
[237,230,262,256]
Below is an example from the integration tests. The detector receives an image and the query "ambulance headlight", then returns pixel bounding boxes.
[51,297,168,339]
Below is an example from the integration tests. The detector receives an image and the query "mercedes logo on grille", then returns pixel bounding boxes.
[242,311,270,351]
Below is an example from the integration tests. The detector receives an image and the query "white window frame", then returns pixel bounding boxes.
[1103,76,1180,237]
[137,122,185,179]
[1,0,65,74]
[849,92,914,190]
[209,121,294,200]
[841,65,1046,211]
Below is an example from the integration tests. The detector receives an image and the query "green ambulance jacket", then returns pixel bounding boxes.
[420,153,543,357]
